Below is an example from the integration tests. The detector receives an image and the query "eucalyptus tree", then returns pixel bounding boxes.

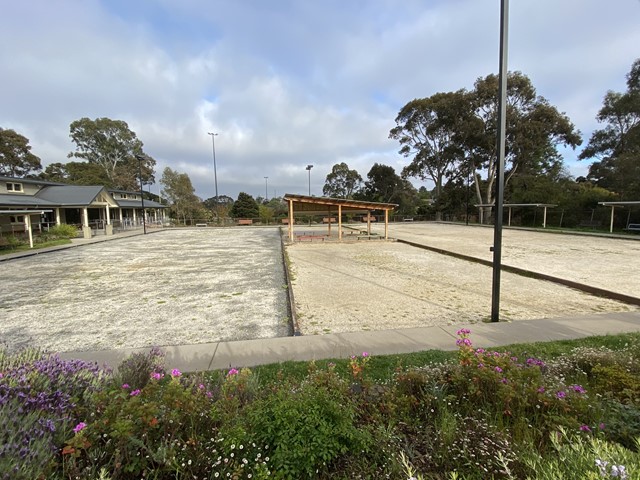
[322,162,363,198]
[0,128,42,177]
[68,117,155,190]
[579,58,640,199]
[469,71,581,221]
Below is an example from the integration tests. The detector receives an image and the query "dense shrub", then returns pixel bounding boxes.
[42,223,78,239]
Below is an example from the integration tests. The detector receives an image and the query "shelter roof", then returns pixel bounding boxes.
[599,201,640,206]
[0,209,53,215]
[475,203,557,208]
[283,194,397,214]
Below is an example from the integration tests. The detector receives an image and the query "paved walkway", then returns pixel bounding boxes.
[59,311,640,372]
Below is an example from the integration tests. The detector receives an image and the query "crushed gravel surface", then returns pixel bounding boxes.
[0,228,290,352]
[286,225,638,335]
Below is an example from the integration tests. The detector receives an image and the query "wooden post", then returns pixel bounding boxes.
[327,206,332,236]
[609,205,615,233]
[543,206,547,228]
[288,199,294,241]
[26,214,33,249]
[367,210,371,235]
[338,205,342,241]
[508,207,512,226]
[384,209,389,239]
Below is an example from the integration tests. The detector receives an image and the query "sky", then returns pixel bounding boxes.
[1,0,639,201]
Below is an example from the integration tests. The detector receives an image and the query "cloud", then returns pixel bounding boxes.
[1,0,639,199]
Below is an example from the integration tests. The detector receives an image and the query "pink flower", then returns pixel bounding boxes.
[73,422,87,434]
[571,384,586,394]
[494,366,503,373]
[130,389,141,396]
[556,391,566,399]
[227,368,239,376]
[121,383,130,389]
[501,377,508,384]
[150,372,164,380]
[362,352,369,357]
[171,368,182,377]
[456,328,471,336]
[198,384,205,390]
[580,425,591,432]
[537,386,545,394]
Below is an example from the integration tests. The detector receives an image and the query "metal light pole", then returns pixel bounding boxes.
[207,132,219,200]
[135,154,147,235]
[264,176,269,201]
[491,0,509,323]
[306,164,313,196]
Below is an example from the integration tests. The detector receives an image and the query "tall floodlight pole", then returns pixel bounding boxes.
[207,132,219,200]
[491,0,509,323]
[306,164,313,196]
[135,154,147,235]
[264,177,269,201]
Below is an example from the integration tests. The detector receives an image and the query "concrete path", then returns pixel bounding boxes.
[59,311,640,373]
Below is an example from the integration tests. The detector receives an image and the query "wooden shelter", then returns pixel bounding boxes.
[282,194,398,241]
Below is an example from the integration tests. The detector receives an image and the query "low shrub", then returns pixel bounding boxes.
[43,223,78,239]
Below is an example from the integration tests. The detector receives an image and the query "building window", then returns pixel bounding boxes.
[6,182,23,192]
[9,215,25,223]
[120,193,128,199]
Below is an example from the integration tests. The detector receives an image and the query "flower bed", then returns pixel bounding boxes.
[1,332,640,479]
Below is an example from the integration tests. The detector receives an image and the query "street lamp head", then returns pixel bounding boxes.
[306,164,313,171]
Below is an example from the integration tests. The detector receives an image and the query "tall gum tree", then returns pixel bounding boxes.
[579,58,640,199]
[469,71,581,221]
[0,128,42,177]
[390,90,478,202]
[68,117,156,190]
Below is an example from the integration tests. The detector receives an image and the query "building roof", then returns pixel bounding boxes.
[0,175,65,187]
[35,185,105,206]
[117,199,167,209]
[0,194,58,208]
[599,201,640,207]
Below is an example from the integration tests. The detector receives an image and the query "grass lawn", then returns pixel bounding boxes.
[0,238,71,255]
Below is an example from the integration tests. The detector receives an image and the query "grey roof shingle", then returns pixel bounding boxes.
[35,186,104,206]
[0,194,58,208]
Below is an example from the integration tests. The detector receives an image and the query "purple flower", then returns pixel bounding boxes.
[150,372,164,380]
[537,386,545,394]
[476,348,485,354]
[73,422,87,434]
[456,328,471,336]
[477,363,485,368]
[362,352,369,357]
[571,384,586,394]
[494,366,503,373]
[130,389,141,396]
[227,368,239,376]
[556,391,566,399]
[501,377,508,384]
[580,425,591,432]
[599,423,606,430]
[171,369,182,377]
[121,383,130,389]
[198,384,205,390]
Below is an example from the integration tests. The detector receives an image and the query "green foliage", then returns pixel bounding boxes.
[521,427,640,480]
[42,161,109,186]
[68,117,155,190]
[357,163,419,214]
[41,223,78,240]
[160,167,202,223]
[580,58,640,200]
[322,162,363,198]
[245,366,371,479]
[114,347,165,390]
[0,127,42,177]
[231,191,259,219]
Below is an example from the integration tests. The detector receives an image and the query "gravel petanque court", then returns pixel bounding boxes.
[0,228,290,353]
[286,224,639,335]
